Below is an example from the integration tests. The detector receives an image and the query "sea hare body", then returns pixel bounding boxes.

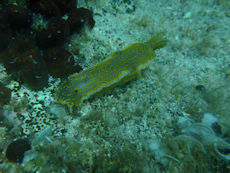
[55,35,167,106]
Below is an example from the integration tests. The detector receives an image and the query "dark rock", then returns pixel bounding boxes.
[195,84,205,91]
[6,139,31,163]
[211,122,222,136]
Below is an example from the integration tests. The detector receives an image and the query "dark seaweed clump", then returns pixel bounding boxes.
[0,82,11,105]
[0,0,94,90]
[5,139,31,163]
[43,47,83,78]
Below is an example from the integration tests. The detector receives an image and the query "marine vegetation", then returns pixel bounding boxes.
[0,0,94,90]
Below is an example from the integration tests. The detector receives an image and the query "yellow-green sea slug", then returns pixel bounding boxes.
[55,35,167,107]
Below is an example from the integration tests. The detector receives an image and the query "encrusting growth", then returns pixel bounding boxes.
[55,35,167,106]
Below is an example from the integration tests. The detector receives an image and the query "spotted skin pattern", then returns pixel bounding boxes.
[55,35,167,107]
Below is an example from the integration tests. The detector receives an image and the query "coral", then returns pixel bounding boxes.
[55,35,167,107]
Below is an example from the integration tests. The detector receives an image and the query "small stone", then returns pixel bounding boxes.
[6,139,31,163]
[184,11,192,19]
